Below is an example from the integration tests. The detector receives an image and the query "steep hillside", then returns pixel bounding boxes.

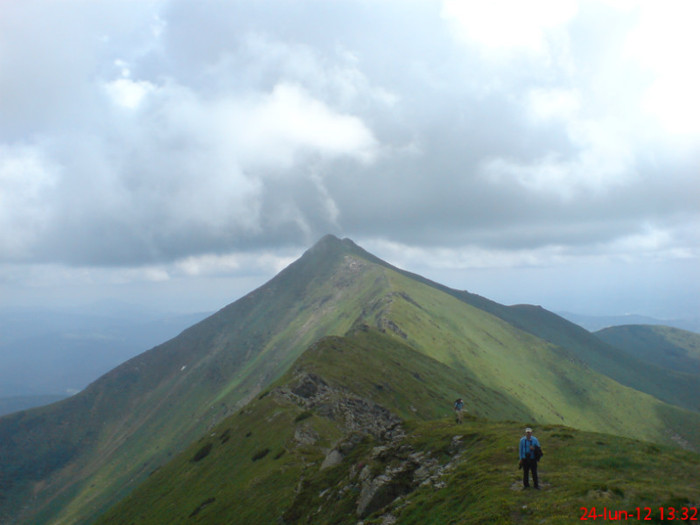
[0,236,391,524]
[98,329,700,524]
[1,235,698,524]
[336,241,700,413]
[347,267,700,445]
[596,325,700,375]
[450,299,700,414]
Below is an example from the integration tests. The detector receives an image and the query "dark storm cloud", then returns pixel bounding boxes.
[0,0,697,288]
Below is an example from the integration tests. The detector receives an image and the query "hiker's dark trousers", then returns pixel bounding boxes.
[523,458,538,488]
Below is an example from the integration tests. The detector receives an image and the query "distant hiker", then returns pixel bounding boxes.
[519,427,541,489]
[453,398,464,423]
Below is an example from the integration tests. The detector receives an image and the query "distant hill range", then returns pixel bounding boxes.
[0,395,68,418]
[0,307,209,408]
[558,311,700,333]
[595,324,700,375]
[1,235,698,524]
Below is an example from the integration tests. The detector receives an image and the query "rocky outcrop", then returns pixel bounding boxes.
[277,370,470,522]
[275,371,401,437]
[352,434,467,519]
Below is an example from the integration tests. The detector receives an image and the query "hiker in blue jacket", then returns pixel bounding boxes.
[519,427,541,489]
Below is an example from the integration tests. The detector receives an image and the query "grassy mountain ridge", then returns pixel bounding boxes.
[595,325,700,375]
[1,235,698,524]
[352,267,700,447]
[455,301,700,413]
[332,239,700,413]
[98,329,700,524]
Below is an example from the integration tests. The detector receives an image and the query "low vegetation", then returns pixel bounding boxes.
[98,330,700,524]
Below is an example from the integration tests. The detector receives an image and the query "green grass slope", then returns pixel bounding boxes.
[98,329,700,525]
[357,270,700,450]
[595,325,700,375]
[282,419,699,525]
[453,301,700,414]
[337,240,700,414]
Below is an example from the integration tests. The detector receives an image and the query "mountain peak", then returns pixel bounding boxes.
[303,234,366,261]
[312,233,357,250]
[317,233,342,244]
[311,233,344,250]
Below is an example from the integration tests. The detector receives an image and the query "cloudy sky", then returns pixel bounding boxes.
[1,0,698,319]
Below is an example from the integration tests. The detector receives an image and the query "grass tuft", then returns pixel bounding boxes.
[251,448,270,461]
[294,411,313,423]
[191,443,213,463]
[188,497,215,518]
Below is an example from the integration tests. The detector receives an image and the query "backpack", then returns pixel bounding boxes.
[534,445,543,461]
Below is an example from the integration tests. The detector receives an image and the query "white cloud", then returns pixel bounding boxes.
[104,77,156,109]
[230,83,378,168]
[30,73,378,264]
[174,251,296,278]
[0,144,59,258]
[441,0,578,53]
[363,238,571,271]
[481,117,635,200]
[364,219,697,280]
[623,0,700,136]
[103,62,157,109]
[605,224,697,261]
[527,88,581,123]
[492,83,639,199]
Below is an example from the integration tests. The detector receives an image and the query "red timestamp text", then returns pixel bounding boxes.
[580,506,698,521]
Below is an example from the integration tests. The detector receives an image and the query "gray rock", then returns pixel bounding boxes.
[294,425,319,445]
[321,449,344,470]
[359,464,372,481]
